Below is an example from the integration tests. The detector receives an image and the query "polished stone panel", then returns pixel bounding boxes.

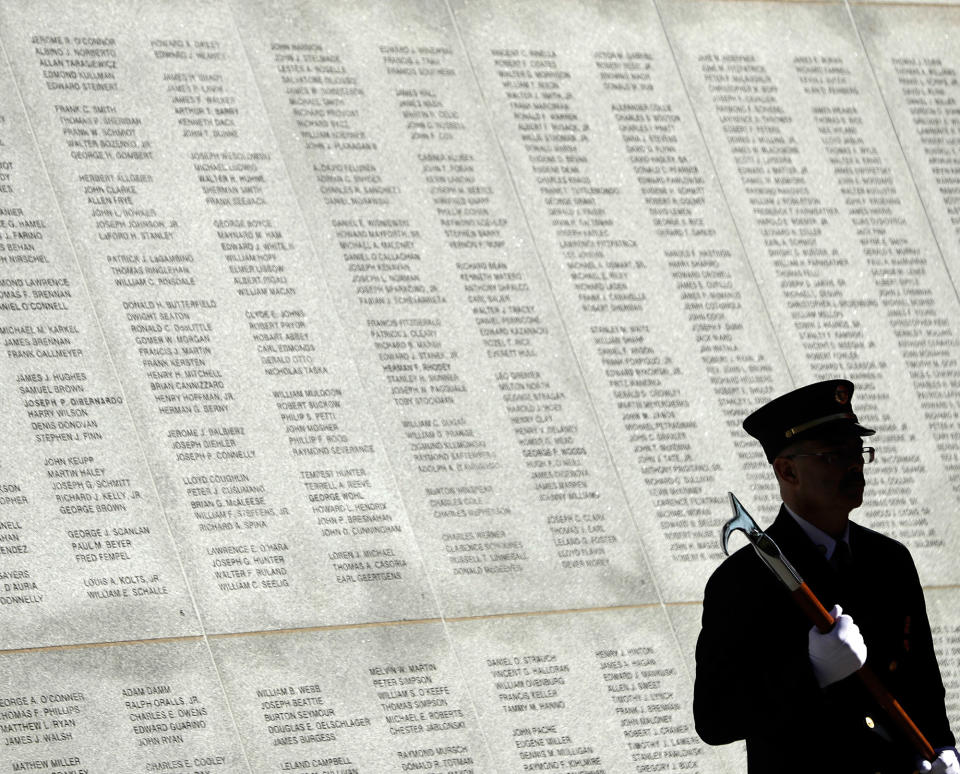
[0,639,248,771]
[0,0,438,633]
[0,0,957,767]
[449,606,731,772]
[208,622,495,772]
[448,0,794,603]
[231,0,656,616]
[0,29,199,650]
[851,5,960,289]
[927,587,960,733]
[667,602,747,771]
[658,0,960,586]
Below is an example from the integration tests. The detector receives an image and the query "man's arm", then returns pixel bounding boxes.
[894,546,955,750]
[694,556,828,745]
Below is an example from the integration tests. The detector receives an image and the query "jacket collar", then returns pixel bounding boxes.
[782,503,850,562]
[766,504,845,604]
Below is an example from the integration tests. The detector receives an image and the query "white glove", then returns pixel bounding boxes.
[808,604,867,687]
[917,748,960,774]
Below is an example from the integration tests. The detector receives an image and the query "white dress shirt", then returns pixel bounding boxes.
[783,503,851,562]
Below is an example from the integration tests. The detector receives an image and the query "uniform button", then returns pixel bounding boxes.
[865,716,875,729]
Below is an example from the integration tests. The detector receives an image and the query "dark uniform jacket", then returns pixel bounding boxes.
[694,506,954,773]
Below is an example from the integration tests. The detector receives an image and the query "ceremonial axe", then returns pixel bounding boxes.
[722,492,936,763]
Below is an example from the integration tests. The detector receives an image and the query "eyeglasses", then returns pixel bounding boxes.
[783,447,875,466]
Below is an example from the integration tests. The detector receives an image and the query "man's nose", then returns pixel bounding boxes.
[841,451,865,470]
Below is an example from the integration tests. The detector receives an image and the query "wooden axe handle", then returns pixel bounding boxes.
[791,582,834,632]
[790,582,937,762]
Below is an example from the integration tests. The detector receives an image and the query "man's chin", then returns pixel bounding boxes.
[842,487,864,509]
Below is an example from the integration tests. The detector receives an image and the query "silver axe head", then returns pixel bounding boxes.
[721,492,803,590]
[721,491,764,556]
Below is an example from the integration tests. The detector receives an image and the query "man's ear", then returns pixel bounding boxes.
[772,455,798,485]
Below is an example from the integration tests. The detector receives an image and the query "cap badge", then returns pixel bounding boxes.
[835,384,850,405]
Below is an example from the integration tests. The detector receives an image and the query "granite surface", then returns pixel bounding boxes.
[0,0,957,769]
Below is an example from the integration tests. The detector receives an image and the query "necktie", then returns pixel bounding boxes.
[831,539,852,575]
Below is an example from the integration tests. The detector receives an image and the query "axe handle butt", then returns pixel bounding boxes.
[790,582,835,633]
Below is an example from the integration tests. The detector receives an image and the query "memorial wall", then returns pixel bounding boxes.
[0,0,958,771]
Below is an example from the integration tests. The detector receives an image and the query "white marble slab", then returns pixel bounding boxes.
[449,606,731,773]
[658,0,960,585]
[0,639,248,772]
[447,0,796,603]
[851,4,960,307]
[208,622,495,772]
[927,587,960,733]
[667,602,748,772]
[0,0,439,634]
[231,0,656,616]
[0,28,199,650]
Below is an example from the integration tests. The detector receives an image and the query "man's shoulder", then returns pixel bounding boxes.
[849,519,913,562]
[705,506,793,589]
[704,540,773,596]
[703,510,918,598]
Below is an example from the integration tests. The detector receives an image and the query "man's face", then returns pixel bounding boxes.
[778,433,867,517]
